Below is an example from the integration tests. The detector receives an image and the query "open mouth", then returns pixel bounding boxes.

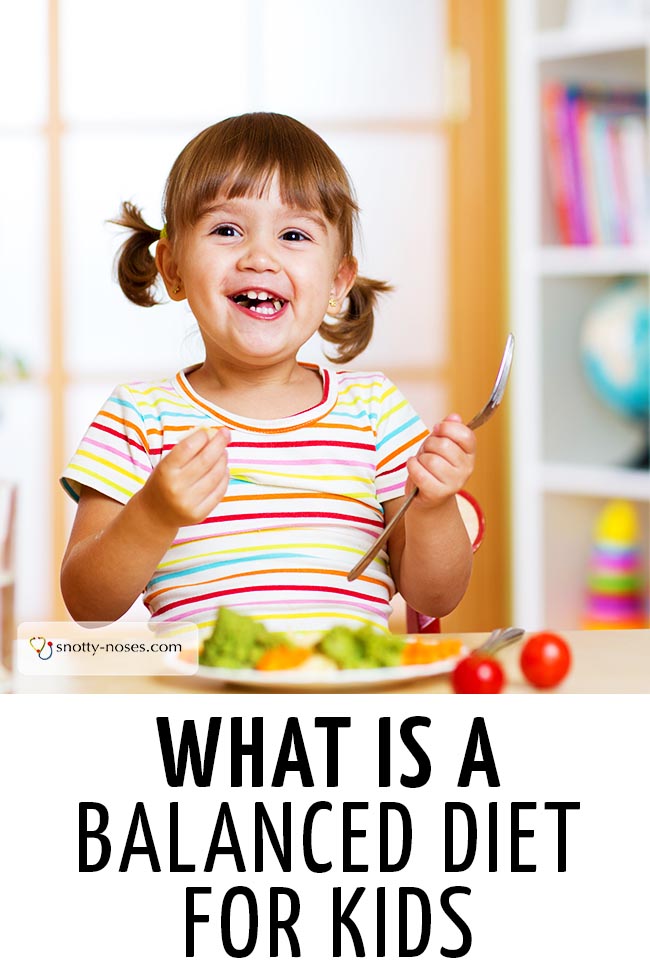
[229,290,287,317]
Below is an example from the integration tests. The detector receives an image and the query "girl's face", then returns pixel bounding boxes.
[157,175,356,372]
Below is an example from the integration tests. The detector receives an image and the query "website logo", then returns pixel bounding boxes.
[19,622,199,677]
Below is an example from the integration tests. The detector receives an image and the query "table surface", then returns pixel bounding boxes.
[9,629,650,694]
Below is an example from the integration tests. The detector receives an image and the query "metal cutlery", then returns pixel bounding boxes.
[347,332,515,582]
[471,626,525,655]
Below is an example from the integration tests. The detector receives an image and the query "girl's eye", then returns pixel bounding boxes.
[281,229,311,242]
[212,224,241,237]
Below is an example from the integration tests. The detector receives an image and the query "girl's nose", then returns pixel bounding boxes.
[236,237,281,273]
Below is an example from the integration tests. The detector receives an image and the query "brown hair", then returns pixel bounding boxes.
[111,112,391,362]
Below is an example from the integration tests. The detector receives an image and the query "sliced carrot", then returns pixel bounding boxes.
[255,646,314,671]
[402,639,463,666]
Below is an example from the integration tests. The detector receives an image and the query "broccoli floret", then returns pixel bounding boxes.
[201,607,292,669]
[357,625,405,668]
[317,626,362,668]
[318,624,405,669]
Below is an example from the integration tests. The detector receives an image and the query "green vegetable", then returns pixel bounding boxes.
[200,608,405,670]
[317,624,405,669]
[201,607,292,669]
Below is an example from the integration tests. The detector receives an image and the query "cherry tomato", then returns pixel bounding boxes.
[452,654,505,694]
[520,631,571,689]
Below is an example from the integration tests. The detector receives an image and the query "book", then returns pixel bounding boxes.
[619,114,650,244]
[606,119,632,245]
[541,83,574,244]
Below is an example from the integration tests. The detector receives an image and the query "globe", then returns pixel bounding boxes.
[580,279,650,422]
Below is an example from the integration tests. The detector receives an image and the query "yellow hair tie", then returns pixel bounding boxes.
[159,224,168,239]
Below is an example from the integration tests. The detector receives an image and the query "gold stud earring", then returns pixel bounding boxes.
[173,285,182,295]
[328,297,337,309]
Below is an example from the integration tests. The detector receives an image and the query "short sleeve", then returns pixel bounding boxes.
[60,385,154,504]
[374,376,429,503]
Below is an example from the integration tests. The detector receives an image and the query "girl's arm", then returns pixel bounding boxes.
[60,427,230,622]
[60,487,178,621]
[385,415,476,620]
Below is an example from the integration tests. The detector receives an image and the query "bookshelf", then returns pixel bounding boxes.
[507,0,650,628]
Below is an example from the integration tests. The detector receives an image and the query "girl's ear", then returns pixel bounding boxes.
[331,255,358,305]
[155,239,185,300]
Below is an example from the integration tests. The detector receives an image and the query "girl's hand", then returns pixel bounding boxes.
[140,426,231,529]
[405,413,475,509]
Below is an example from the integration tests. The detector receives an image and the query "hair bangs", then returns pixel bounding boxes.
[163,113,359,255]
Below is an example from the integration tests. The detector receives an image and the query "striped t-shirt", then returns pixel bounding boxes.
[61,363,428,636]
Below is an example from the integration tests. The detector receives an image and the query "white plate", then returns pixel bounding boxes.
[168,642,468,691]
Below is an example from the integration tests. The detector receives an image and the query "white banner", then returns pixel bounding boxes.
[0,694,647,972]
[16,621,199,676]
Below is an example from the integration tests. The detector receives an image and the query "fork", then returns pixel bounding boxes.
[347,332,514,582]
[472,626,525,654]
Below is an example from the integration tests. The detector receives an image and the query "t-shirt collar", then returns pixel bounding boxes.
[172,362,339,432]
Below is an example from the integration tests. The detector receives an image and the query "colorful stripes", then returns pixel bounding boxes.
[61,364,428,632]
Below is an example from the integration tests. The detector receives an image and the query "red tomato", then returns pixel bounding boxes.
[452,654,505,694]
[520,632,571,689]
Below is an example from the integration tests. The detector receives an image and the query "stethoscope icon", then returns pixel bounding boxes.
[30,638,53,661]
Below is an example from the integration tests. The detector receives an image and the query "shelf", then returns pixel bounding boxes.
[541,462,650,501]
[536,246,650,276]
[508,0,650,629]
[536,27,650,61]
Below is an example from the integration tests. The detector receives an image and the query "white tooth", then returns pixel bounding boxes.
[273,300,282,311]
[257,291,269,300]
[247,290,257,299]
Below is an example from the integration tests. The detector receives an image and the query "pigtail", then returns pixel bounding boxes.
[109,201,163,307]
[319,275,393,364]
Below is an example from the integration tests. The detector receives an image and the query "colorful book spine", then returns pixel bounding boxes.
[619,114,650,244]
[591,112,618,244]
[607,119,632,245]
[564,85,591,244]
[578,98,602,243]
[541,83,573,244]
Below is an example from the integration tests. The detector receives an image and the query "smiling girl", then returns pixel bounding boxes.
[60,113,475,635]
